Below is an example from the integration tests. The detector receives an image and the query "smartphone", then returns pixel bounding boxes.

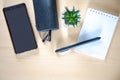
[3,3,38,54]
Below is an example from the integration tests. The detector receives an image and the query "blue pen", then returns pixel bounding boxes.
[55,37,101,53]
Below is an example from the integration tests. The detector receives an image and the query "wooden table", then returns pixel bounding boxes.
[0,0,120,80]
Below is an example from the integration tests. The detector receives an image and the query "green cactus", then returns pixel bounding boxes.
[62,7,80,27]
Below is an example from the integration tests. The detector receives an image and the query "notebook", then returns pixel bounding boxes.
[33,0,59,31]
[3,3,38,54]
[74,8,119,59]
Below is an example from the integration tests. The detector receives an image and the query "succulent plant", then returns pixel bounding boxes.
[62,7,80,27]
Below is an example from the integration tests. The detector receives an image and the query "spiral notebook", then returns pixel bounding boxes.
[74,8,119,59]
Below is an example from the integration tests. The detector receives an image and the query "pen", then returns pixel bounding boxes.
[55,37,101,53]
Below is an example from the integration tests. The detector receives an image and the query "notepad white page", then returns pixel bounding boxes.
[74,8,119,59]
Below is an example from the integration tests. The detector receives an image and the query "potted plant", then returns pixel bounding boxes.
[62,7,80,28]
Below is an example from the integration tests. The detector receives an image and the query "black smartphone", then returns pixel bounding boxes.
[3,3,38,54]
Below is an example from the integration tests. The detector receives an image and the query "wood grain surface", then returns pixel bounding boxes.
[0,0,120,80]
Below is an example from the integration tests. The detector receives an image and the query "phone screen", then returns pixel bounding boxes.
[3,3,37,54]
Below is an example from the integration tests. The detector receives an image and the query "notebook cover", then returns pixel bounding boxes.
[33,0,59,31]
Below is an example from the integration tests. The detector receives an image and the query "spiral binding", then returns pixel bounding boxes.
[89,8,118,20]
